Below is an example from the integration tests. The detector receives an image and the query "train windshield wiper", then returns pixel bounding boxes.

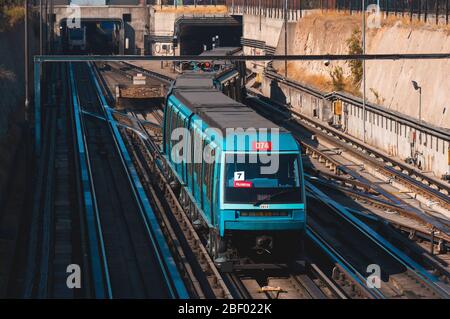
[253,189,296,206]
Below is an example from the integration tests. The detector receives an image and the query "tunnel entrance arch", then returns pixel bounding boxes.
[59,17,124,54]
[174,16,242,55]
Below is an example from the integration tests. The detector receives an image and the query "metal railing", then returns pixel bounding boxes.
[148,0,227,5]
[225,0,450,24]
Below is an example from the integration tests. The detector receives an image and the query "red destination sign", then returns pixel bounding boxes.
[234,181,253,188]
[252,142,272,151]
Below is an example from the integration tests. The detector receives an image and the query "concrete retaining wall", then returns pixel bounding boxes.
[54,5,150,54]
[262,73,450,178]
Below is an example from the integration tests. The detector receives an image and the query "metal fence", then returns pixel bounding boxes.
[225,0,450,24]
[149,0,227,5]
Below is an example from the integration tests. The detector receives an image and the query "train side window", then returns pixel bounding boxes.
[170,111,177,159]
[177,114,185,176]
[198,137,204,188]
[203,142,210,199]
[170,108,177,147]
[188,124,195,187]
[170,110,177,144]
[193,130,203,190]
[194,132,204,207]
[164,104,172,148]
[204,146,215,203]
[209,148,216,218]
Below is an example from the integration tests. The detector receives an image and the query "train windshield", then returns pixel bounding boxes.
[224,153,303,204]
[69,29,83,40]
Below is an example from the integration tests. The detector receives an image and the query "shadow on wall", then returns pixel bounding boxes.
[269,79,287,106]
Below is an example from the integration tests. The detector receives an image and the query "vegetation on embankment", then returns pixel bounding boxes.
[0,1,25,31]
[275,11,450,128]
[0,1,31,198]
[154,4,228,14]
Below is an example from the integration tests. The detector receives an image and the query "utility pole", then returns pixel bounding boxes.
[362,0,366,143]
[40,0,43,55]
[24,0,29,122]
[284,0,288,78]
[45,0,48,53]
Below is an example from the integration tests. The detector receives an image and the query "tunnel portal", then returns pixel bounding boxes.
[176,16,242,55]
[60,18,122,54]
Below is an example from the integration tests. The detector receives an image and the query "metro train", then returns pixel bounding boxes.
[68,26,87,51]
[162,72,306,266]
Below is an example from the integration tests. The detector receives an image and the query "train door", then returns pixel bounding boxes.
[202,143,216,225]
[175,112,185,180]
[192,128,204,210]
[182,115,190,184]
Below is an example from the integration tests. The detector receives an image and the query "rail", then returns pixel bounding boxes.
[247,87,450,210]
[89,62,189,298]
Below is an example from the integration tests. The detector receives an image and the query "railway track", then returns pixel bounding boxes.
[67,62,188,298]
[247,90,450,217]
[307,184,449,298]
[22,63,86,298]
[100,64,372,299]
[101,62,450,299]
[247,93,450,253]
[247,93,450,298]
[121,110,347,299]
[121,109,232,299]
[263,70,450,198]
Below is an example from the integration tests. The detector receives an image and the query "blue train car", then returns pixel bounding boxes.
[162,73,306,264]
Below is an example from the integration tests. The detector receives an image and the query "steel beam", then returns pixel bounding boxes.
[34,53,450,63]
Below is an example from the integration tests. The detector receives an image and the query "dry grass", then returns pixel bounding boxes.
[278,63,333,92]
[155,5,228,14]
[381,13,450,32]
[276,10,449,95]
[0,6,24,31]
[276,63,361,96]
[307,9,450,33]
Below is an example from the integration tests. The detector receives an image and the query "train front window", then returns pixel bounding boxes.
[69,29,83,40]
[224,153,302,204]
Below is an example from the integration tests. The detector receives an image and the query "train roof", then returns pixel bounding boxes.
[171,73,287,133]
[173,72,216,89]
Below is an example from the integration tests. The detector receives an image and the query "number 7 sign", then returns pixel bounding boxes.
[234,171,245,181]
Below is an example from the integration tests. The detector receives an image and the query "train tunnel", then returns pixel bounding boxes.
[175,16,242,55]
[60,18,122,54]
